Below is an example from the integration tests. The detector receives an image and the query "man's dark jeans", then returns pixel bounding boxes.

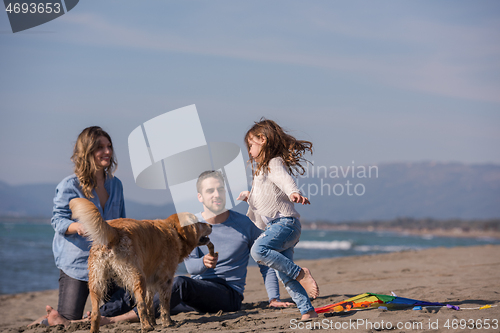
[99,276,243,318]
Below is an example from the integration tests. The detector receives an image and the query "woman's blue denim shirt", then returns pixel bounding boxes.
[51,174,126,281]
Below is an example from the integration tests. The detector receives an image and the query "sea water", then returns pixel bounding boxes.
[1,222,499,295]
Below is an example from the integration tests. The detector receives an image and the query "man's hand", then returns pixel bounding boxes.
[203,253,218,269]
[269,299,294,308]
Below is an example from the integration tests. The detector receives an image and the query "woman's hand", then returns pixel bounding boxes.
[290,192,310,205]
[237,191,250,202]
[65,222,89,236]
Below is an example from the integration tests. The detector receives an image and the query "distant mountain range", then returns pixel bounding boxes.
[294,161,500,221]
[0,181,176,220]
[1,162,499,221]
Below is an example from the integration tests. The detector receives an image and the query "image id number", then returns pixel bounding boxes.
[444,318,498,330]
[6,2,61,14]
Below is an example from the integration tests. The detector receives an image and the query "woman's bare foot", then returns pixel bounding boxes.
[27,314,48,327]
[301,309,318,321]
[296,268,319,299]
[84,310,115,326]
[46,305,70,326]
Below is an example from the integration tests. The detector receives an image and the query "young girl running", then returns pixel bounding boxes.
[237,119,319,320]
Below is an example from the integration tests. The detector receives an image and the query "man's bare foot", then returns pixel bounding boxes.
[46,305,70,326]
[296,268,319,299]
[301,309,318,321]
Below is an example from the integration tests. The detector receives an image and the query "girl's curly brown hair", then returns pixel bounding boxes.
[244,118,313,176]
[71,126,117,198]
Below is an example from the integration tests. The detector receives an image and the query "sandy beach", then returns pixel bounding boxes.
[1,245,499,333]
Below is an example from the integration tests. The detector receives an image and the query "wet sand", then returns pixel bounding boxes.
[2,245,499,332]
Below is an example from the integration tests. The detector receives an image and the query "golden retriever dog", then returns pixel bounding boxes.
[69,198,212,333]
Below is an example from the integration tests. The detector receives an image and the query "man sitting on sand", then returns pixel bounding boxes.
[33,170,292,327]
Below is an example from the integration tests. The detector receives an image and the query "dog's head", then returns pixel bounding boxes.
[173,212,212,247]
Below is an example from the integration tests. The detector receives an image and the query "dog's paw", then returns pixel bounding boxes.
[140,322,155,332]
[162,319,176,327]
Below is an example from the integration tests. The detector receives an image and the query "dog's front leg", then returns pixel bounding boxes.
[133,277,155,332]
[159,278,175,327]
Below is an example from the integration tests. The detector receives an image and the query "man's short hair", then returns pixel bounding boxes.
[196,170,225,194]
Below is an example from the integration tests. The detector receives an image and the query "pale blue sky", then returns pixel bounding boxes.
[1,1,499,205]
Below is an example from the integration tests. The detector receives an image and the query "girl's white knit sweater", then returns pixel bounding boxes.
[246,157,301,230]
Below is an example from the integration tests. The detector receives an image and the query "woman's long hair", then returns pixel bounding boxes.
[244,118,313,176]
[71,126,117,198]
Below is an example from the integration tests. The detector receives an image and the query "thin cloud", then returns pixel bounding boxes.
[58,8,500,104]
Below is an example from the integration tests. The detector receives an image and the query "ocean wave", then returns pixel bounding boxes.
[354,245,423,252]
[296,240,352,250]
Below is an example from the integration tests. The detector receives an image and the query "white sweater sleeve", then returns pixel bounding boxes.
[267,158,300,199]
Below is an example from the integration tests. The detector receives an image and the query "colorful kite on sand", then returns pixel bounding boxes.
[315,293,460,314]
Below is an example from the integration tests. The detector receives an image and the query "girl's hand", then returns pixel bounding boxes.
[290,193,310,205]
[237,191,250,202]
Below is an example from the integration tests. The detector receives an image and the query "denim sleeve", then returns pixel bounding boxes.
[259,264,280,302]
[184,247,208,275]
[51,179,79,235]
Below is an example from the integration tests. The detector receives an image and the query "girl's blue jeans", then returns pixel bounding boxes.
[251,217,314,315]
